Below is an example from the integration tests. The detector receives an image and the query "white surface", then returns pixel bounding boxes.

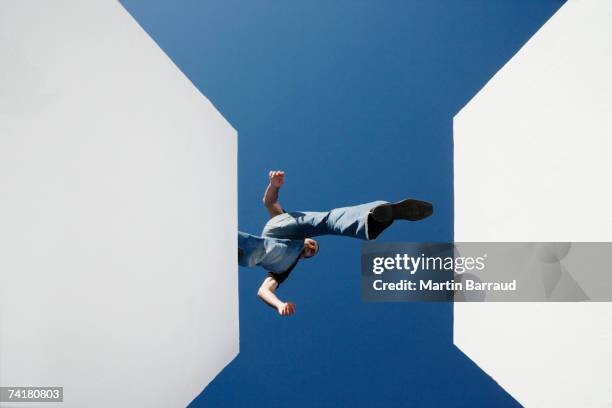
[454,0,612,407]
[0,2,238,407]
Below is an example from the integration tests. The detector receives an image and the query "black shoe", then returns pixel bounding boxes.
[371,199,434,222]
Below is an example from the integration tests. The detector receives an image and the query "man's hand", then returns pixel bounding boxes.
[269,170,285,188]
[277,301,296,316]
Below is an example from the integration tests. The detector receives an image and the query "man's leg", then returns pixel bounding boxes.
[324,201,387,240]
[321,199,433,240]
[261,201,384,240]
[262,199,432,241]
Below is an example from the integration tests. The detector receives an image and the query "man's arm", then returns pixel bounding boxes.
[257,276,296,316]
[262,170,285,217]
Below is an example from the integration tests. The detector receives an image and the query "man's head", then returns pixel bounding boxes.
[301,238,319,259]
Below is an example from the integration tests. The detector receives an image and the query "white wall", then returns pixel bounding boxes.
[454,0,612,407]
[0,2,238,407]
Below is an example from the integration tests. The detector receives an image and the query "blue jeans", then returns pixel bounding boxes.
[238,200,386,272]
[262,200,386,240]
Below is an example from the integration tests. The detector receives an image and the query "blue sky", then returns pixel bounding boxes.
[120,1,563,406]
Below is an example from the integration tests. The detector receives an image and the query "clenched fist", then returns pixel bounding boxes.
[277,301,296,316]
[268,170,285,188]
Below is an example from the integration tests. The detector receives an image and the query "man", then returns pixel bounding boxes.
[238,170,433,316]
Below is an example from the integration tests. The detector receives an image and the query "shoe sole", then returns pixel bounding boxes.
[372,199,434,222]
